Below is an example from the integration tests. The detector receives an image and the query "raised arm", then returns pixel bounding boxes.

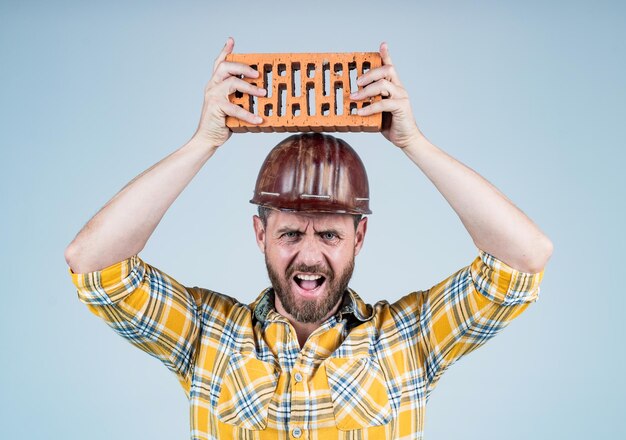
[64,38,266,273]
[354,43,553,273]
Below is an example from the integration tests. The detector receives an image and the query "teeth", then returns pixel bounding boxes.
[296,274,322,281]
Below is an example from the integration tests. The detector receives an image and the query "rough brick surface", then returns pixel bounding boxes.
[225,52,382,133]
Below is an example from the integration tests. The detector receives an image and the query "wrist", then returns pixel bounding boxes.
[183,135,221,160]
[399,128,428,150]
[186,133,221,153]
[401,131,436,163]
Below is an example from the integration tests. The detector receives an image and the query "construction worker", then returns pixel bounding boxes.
[65,38,553,439]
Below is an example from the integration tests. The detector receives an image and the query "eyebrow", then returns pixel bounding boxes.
[314,228,342,236]
[274,225,345,236]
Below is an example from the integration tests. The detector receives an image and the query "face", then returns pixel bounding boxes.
[253,210,367,324]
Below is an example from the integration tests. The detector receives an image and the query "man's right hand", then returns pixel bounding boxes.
[192,37,266,148]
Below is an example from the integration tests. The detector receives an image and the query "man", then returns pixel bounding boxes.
[65,38,553,439]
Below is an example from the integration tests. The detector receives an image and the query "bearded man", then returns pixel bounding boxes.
[66,38,553,439]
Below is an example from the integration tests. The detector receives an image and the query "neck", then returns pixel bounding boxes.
[274,296,344,348]
[291,321,322,348]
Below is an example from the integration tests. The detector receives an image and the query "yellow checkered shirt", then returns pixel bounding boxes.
[70,250,542,439]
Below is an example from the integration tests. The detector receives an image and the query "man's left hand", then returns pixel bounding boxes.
[351,42,422,149]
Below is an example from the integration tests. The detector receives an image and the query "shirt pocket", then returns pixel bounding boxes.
[324,356,392,431]
[216,351,279,431]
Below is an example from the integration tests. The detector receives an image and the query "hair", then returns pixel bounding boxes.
[257,206,363,230]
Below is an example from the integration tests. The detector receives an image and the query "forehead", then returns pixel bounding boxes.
[266,210,353,230]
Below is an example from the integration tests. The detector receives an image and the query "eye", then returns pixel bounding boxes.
[321,231,338,241]
[281,231,301,241]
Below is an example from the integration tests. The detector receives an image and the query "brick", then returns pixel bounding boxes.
[225,52,382,133]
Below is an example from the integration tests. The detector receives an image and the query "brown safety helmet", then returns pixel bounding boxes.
[250,133,372,214]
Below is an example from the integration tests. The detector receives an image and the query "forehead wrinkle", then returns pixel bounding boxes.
[274,217,311,233]
[311,217,349,234]
[271,212,351,233]
[288,215,347,234]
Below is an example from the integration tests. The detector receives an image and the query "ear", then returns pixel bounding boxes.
[354,217,368,256]
[253,215,266,254]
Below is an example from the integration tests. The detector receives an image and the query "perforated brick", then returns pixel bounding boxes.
[225,52,382,133]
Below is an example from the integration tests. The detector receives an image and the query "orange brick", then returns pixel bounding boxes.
[224,52,382,133]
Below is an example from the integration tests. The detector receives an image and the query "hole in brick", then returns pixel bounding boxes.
[334,63,343,76]
[251,95,258,115]
[362,62,371,74]
[307,63,315,78]
[278,64,286,76]
[263,64,273,98]
[348,62,357,93]
[278,84,286,116]
[292,62,301,97]
[251,64,258,72]
[334,82,343,116]
[321,103,330,116]
[322,61,330,96]
[350,103,358,115]
[264,104,273,117]
[234,91,243,99]
[306,82,316,116]
[292,103,301,117]
[250,83,258,115]
[362,102,370,108]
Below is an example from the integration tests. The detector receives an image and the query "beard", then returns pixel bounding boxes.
[266,255,355,324]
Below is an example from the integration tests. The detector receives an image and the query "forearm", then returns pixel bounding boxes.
[65,138,218,273]
[403,133,553,273]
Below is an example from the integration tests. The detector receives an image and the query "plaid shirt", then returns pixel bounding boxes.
[70,250,542,439]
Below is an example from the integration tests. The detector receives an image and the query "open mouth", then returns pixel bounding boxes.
[293,273,326,292]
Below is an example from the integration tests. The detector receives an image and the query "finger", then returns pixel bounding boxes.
[380,41,393,66]
[212,61,260,83]
[221,76,266,96]
[356,98,403,116]
[213,37,235,73]
[356,64,402,88]
[350,79,407,101]
[221,101,263,124]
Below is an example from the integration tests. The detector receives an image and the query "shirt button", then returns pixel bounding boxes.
[294,372,303,383]
[292,427,302,438]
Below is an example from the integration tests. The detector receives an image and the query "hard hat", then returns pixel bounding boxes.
[250,133,372,214]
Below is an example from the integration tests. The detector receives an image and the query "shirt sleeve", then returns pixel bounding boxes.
[391,250,543,394]
[69,255,202,391]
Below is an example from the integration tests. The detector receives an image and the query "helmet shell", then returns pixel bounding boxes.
[250,133,371,214]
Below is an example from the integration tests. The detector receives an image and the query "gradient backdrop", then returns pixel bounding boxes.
[1,0,624,438]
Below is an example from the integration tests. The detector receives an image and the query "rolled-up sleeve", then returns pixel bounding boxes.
[392,251,543,394]
[70,256,200,390]
[470,251,542,306]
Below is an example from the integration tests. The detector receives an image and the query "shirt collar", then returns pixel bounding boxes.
[251,287,373,324]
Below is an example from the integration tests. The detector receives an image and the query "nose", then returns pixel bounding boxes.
[297,234,324,267]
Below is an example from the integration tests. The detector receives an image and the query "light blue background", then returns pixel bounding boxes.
[1,0,624,438]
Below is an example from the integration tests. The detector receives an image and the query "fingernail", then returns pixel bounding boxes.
[356,109,363,115]
[350,93,358,99]
[254,116,263,123]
